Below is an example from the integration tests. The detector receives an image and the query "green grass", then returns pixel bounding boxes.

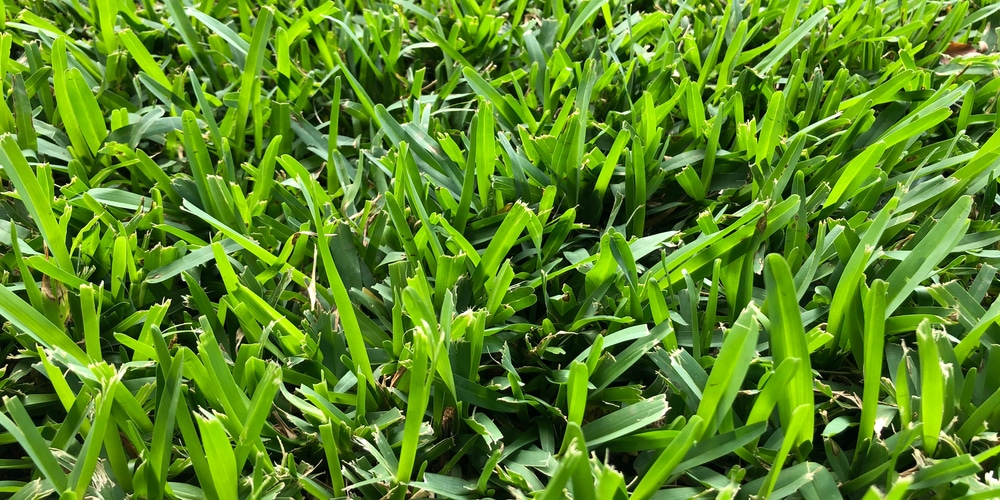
[1,0,1000,498]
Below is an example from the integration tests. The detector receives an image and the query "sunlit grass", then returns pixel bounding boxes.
[0,0,999,498]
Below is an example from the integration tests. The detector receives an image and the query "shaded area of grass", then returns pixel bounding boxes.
[1,0,1000,498]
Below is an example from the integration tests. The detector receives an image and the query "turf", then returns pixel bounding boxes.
[1,0,1000,498]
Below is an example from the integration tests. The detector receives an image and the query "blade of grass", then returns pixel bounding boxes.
[631,416,704,500]
[696,305,759,438]
[0,136,72,271]
[857,280,886,452]
[885,196,972,314]
[764,254,814,451]
[196,414,238,499]
[0,396,68,493]
[916,320,944,455]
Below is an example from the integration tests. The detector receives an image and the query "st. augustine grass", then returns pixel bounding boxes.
[1,0,1000,498]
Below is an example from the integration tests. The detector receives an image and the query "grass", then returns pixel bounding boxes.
[0,0,999,498]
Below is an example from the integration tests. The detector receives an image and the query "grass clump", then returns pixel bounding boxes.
[1,0,1000,498]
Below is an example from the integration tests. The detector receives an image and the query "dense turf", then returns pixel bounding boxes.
[1,0,1000,498]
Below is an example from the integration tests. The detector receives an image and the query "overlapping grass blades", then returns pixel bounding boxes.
[0,0,999,498]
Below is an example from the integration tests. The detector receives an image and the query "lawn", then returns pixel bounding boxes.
[1,0,1000,498]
